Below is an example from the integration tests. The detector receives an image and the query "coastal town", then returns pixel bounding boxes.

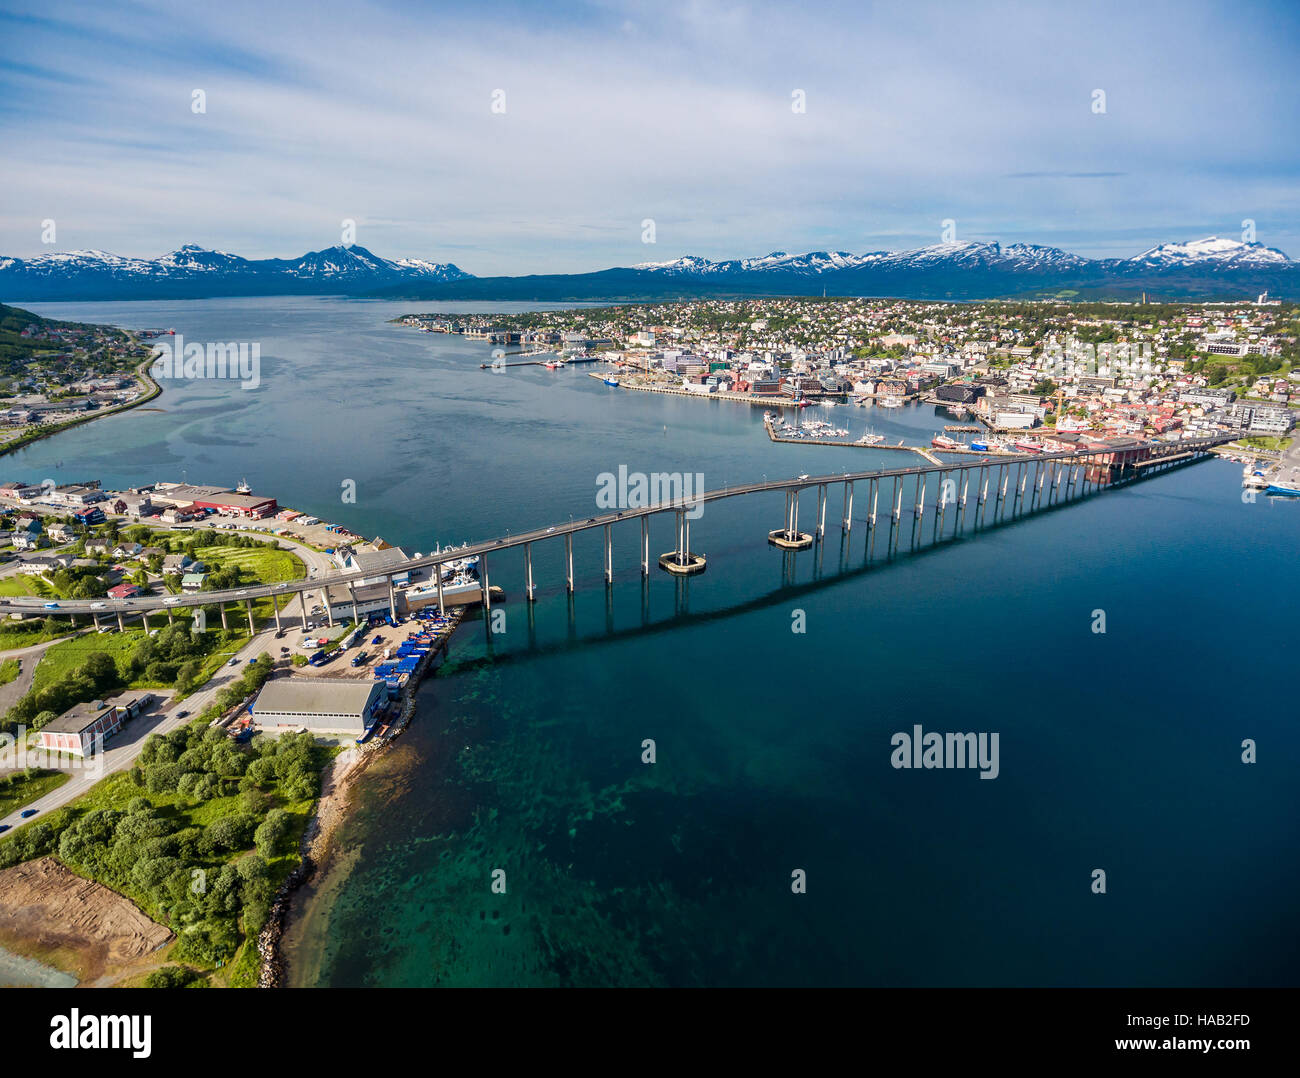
[0,469,474,988]
[400,295,1299,452]
[0,303,157,450]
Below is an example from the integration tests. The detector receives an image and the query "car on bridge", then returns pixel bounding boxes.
[43,602,60,609]
[163,597,181,605]
[91,601,106,609]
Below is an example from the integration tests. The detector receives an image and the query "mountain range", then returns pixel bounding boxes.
[1,237,1295,302]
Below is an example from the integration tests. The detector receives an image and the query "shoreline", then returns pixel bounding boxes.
[258,611,463,987]
[0,347,162,461]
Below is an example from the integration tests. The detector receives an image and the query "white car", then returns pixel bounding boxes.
[91,601,106,609]
[163,597,181,605]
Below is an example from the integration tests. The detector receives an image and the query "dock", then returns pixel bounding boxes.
[762,415,943,463]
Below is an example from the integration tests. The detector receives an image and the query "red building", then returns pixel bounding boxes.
[190,492,278,518]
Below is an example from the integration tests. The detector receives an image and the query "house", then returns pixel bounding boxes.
[47,524,76,544]
[162,553,192,574]
[13,517,41,535]
[11,533,45,551]
[180,572,207,591]
[85,538,112,555]
[139,546,166,561]
[107,583,143,600]
[74,506,106,526]
[113,542,143,558]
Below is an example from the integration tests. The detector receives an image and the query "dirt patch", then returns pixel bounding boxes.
[0,857,172,985]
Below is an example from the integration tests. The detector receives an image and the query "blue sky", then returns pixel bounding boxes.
[1,0,1298,274]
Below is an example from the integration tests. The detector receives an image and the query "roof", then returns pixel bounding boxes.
[347,546,411,573]
[44,692,154,734]
[253,678,380,717]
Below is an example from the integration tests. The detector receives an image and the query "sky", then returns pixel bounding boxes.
[1,0,1298,275]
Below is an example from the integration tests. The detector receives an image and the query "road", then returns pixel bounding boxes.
[0,621,292,834]
[0,434,1234,620]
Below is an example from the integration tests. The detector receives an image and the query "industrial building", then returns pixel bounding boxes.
[251,678,386,735]
[39,692,156,757]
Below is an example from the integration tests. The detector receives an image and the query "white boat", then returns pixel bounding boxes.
[879,395,904,408]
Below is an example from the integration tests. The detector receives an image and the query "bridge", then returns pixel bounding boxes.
[0,435,1235,631]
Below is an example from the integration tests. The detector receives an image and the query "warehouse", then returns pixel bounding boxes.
[251,678,386,735]
[191,491,278,518]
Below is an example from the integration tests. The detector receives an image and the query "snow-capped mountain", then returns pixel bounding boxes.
[0,244,472,299]
[4,236,1297,302]
[1120,236,1290,268]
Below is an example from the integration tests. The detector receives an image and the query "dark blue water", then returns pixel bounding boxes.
[15,298,1300,987]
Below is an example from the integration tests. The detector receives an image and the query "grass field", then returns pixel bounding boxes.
[0,769,70,816]
[29,626,250,697]
[0,658,18,685]
[197,545,304,584]
[0,575,45,597]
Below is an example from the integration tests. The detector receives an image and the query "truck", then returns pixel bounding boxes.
[308,650,328,666]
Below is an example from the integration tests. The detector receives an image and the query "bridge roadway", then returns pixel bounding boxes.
[0,435,1233,618]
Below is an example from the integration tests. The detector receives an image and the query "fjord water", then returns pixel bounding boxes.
[15,297,1300,987]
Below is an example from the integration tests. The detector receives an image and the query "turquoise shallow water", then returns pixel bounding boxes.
[14,297,1300,987]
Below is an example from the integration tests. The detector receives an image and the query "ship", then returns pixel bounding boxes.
[603,376,620,387]
[931,434,962,450]
[235,477,252,494]
[1265,482,1300,496]
[1013,439,1044,453]
[878,395,904,408]
[969,441,990,452]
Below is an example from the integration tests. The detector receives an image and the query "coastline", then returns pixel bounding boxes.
[258,611,464,987]
[0,347,162,461]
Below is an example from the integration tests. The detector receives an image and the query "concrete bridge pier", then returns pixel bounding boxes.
[770,489,812,551]
[385,575,395,620]
[660,508,707,574]
[245,598,255,633]
[480,554,491,612]
[1016,462,1028,509]
[842,480,854,535]
[93,613,101,629]
[565,533,574,593]
[1034,461,1045,507]
[347,581,359,623]
[116,610,126,632]
[436,568,445,614]
[603,524,613,583]
[524,543,535,601]
[298,591,308,626]
[273,601,282,632]
[141,610,149,632]
[937,471,950,538]
[816,484,827,539]
[167,609,175,625]
[640,517,649,576]
[978,469,990,526]
[220,602,229,630]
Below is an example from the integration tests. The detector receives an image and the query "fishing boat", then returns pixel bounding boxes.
[857,431,885,445]
[931,434,962,450]
[603,376,620,387]
[879,395,904,408]
[969,441,990,452]
[1266,482,1300,496]
[1014,439,1044,453]
[235,477,252,494]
